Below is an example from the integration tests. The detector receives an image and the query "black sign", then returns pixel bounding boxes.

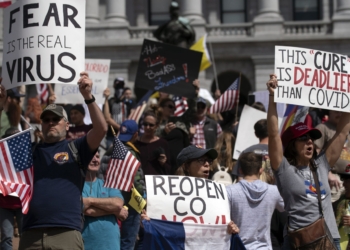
[135,39,202,98]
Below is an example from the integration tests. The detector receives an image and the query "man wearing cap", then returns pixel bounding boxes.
[0,87,26,137]
[190,97,222,149]
[0,73,108,250]
[67,104,93,140]
[118,120,145,250]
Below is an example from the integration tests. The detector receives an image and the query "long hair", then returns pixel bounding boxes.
[284,139,318,169]
[212,131,236,172]
[7,101,22,127]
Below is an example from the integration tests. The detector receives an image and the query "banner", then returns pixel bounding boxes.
[275,46,350,112]
[54,59,111,104]
[145,175,230,225]
[2,0,85,89]
[135,39,202,98]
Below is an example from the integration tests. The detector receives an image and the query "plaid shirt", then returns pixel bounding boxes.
[190,117,222,149]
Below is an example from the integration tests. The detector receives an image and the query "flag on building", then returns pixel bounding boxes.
[104,137,140,192]
[36,84,49,104]
[0,0,11,8]
[128,186,146,213]
[142,219,246,250]
[279,104,309,134]
[0,130,33,214]
[190,34,211,71]
[172,96,188,117]
[209,78,239,114]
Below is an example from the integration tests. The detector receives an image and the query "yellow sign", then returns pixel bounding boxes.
[128,187,146,213]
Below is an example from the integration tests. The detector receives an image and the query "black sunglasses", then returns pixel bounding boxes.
[143,122,156,128]
[167,104,175,109]
[42,117,63,124]
[296,134,313,142]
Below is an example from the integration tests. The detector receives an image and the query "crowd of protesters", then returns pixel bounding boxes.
[1,73,350,250]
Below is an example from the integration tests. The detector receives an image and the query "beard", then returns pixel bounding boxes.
[43,127,67,143]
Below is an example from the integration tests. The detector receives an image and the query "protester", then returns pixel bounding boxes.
[267,73,350,250]
[334,172,350,250]
[190,97,222,149]
[82,151,127,250]
[66,104,93,140]
[135,110,171,175]
[117,120,146,250]
[9,72,108,250]
[226,152,284,249]
[0,127,23,250]
[121,87,137,116]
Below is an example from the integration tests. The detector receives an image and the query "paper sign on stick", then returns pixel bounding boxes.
[54,59,111,104]
[2,0,85,89]
[145,175,230,225]
[274,46,350,112]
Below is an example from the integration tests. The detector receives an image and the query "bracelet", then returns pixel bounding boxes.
[84,95,95,104]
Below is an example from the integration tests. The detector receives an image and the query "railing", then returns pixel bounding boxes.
[206,23,253,37]
[283,21,331,35]
[129,26,156,39]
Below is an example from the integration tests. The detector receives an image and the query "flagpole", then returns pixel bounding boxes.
[111,125,116,136]
[208,42,219,91]
[235,73,242,123]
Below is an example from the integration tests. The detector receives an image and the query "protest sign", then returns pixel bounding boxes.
[145,175,230,225]
[54,59,111,104]
[2,0,85,89]
[233,105,282,160]
[275,46,350,112]
[135,39,202,98]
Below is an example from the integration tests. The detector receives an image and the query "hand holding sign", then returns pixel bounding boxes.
[266,74,278,95]
[78,72,93,100]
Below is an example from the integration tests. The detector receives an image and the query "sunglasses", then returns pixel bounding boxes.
[196,157,213,165]
[197,104,206,109]
[296,134,314,142]
[143,122,156,128]
[42,117,63,124]
[166,104,175,109]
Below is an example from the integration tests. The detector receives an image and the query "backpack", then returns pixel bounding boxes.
[212,164,233,186]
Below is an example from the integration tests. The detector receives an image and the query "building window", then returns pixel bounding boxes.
[293,0,321,21]
[221,0,246,23]
[149,0,172,26]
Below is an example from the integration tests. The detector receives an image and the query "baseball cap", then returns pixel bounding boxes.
[118,120,138,142]
[177,145,218,166]
[40,104,68,120]
[70,104,85,116]
[281,122,322,148]
[7,88,25,98]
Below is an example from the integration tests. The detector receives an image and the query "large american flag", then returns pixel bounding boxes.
[209,78,239,114]
[0,130,33,214]
[0,0,11,8]
[104,137,140,191]
[173,96,188,117]
[36,84,49,104]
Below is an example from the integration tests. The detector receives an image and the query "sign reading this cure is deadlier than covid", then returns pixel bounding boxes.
[275,46,350,112]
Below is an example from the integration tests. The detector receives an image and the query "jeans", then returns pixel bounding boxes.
[0,207,23,250]
[283,235,341,250]
[121,208,141,250]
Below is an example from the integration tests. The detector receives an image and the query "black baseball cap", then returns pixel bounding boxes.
[7,88,25,98]
[176,145,218,166]
[40,104,68,120]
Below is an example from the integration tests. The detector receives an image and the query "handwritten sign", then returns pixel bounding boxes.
[2,0,85,89]
[146,175,230,225]
[135,39,202,98]
[54,59,111,104]
[275,46,350,112]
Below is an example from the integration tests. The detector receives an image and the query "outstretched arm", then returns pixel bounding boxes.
[267,74,284,171]
[78,72,108,152]
[325,112,350,167]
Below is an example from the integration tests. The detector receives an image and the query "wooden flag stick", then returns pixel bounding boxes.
[111,125,117,136]
[209,42,219,90]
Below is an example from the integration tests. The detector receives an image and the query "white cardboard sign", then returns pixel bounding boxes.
[2,0,85,89]
[275,46,350,112]
[146,175,230,225]
[54,59,111,104]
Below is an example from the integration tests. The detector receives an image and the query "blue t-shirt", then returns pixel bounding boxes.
[82,179,123,250]
[23,136,94,231]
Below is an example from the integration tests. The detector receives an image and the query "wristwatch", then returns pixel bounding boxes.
[84,95,95,105]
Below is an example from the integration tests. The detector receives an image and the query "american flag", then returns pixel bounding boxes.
[104,137,140,191]
[209,78,239,114]
[173,96,188,117]
[128,102,147,123]
[36,84,48,104]
[0,130,33,214]
[0,0,11,8]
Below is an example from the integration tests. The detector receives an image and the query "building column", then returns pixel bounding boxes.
[106,0,128,24]
[323,0,330,21]
[251,55,274,91]
[332,0,350,34]
[180,0,205,24]
[86,0,99,23]
[253,0,284,36]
